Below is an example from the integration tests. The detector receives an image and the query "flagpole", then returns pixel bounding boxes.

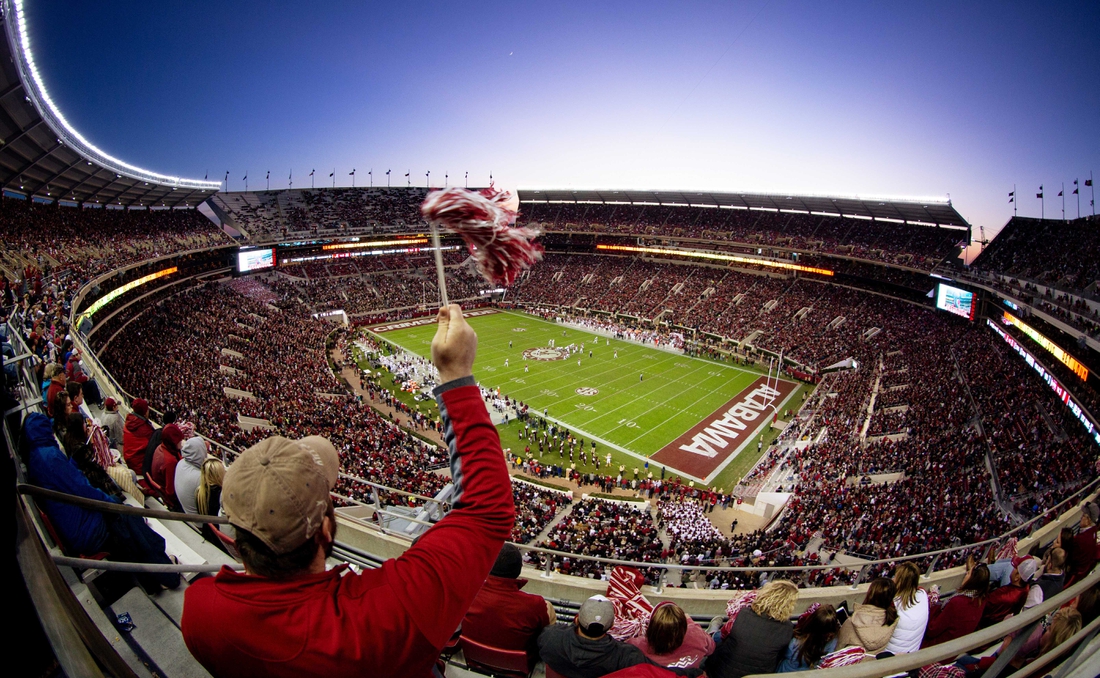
[1013,184,1016,217]
[1075,179,1080,219]
[1092,171,1096,217]
[1061,182,1065,222]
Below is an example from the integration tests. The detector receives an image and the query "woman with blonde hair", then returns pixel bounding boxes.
[195,457,228,546]
[196,458,225,516]
[885,562,929,654]
[627,601,714,669]
[705,580,798,678]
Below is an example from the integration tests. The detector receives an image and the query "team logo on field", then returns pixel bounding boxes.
[512,327,527,332]
[522,347,568,361]
[575,387,599,396]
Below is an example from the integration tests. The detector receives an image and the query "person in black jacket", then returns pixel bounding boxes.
[142,410,177,477]
[538,596,702,678]
[705,580,798,678]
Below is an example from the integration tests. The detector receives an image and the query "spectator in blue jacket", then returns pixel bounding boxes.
[21,412,179,592]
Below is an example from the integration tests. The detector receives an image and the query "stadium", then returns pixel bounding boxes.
[4,2,1099,677]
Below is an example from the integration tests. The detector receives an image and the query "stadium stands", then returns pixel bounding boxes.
[6,187,1100,678]
[972,215,1100,295]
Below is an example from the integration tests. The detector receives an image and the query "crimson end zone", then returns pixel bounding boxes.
[650,376,798,483]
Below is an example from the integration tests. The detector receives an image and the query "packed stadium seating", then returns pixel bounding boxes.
[0,197,228,285]
[211,187,966,274]
[7,187,1100,678]
[972,215,1100,295]
[7,192,1097,580]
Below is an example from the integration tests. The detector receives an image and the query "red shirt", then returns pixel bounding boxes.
[181,383,514,677]
[462,576,550,657]
[627,622,716,669]
[979,584,1028,627]
[1065,525,1098,586]
[922,593,984,648]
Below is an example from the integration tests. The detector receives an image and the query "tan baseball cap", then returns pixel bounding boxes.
[222,435,340,555]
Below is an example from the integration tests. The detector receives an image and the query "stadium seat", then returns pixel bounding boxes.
[460,635,534,678]
[209,525,241,561]
[37,508,109,561]
[543,664,569,678]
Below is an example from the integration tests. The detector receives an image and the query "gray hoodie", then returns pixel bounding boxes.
[537,625,700,678]
[174,436,208,515]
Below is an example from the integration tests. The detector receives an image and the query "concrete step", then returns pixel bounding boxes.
[107,588,211,678]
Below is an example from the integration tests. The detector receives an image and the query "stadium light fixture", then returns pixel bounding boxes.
[596,244,834,276]
[7,0,221,193]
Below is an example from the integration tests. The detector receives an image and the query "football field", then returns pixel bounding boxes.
[370,310,801,486]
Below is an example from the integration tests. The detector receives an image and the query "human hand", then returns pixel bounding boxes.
[431,304,477,384]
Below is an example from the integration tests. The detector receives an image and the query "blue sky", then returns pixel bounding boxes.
[24,1,1100,243]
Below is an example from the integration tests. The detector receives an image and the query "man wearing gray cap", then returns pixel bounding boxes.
[181,305,515,677]
[538,595,702,678]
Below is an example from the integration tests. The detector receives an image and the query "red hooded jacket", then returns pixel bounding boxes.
[122,413,155,475]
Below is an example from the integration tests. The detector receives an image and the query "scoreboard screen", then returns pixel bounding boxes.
[935,283,975,320]
[237,247,275,273]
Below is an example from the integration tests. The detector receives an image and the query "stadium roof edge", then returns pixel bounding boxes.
[0,0,220,208]
[517,188,970,229]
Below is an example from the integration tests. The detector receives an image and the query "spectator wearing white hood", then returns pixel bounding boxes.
[175,436,209,515]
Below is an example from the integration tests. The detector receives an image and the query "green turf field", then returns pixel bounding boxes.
[368,310,805,489]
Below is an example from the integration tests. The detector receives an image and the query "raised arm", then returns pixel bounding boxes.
[389,305,515,649]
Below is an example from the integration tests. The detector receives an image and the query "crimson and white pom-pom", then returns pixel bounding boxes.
[420,186,543,286]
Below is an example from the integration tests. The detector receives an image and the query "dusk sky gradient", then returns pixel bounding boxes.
[24,1,1100,251]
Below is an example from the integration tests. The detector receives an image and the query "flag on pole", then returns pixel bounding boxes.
[1037,184,1043,199]
[1009,191,1014,203]
[310,169,315,176]
[1058,189,1063,197]
[329,171,334,178]
[1087,179,1094,187]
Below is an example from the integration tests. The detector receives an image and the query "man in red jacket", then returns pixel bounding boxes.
[1065,501,1099,586]
[122,398,155,476]
[181,305,515,677]
[462,543,555,663]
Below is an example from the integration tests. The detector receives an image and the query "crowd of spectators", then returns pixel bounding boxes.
[0,197,227,285]
[6,197,1099,599]
[518,202,960,270]
[213,187,429,241]
[96,281,452,507]
[537,498,664,581]
[972,215,1100,295]
[511,480,573,544]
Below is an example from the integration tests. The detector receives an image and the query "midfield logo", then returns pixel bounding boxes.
[575,387,599,396]
[522,347,569,361]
